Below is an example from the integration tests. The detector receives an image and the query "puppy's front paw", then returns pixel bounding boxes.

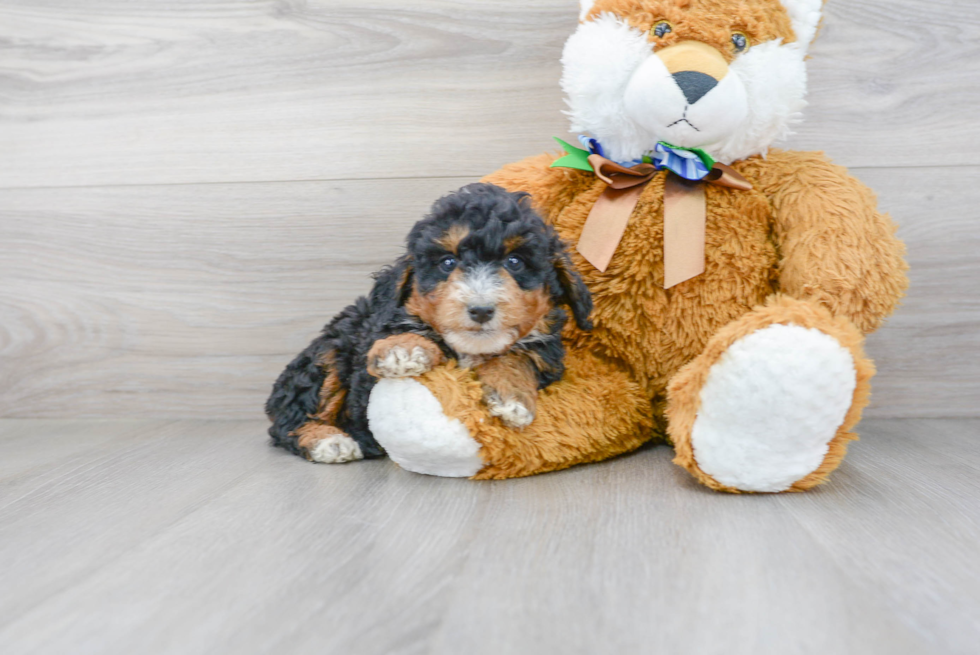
[373,346,434,378]
[296,424,364,464]
[309,434,364,463]
[367,334,445,379]
[483,390,535,429]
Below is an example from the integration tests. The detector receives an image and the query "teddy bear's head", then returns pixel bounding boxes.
[563,0,824,164]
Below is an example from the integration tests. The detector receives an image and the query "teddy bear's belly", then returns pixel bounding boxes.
[558,179,777,396]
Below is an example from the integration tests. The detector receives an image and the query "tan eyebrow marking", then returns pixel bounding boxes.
[436,224,470,254]
[504,235,526,252]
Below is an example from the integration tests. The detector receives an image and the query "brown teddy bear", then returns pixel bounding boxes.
[364,0,908,493]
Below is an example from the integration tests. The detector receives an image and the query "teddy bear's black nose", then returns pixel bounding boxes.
[673,71,718,104]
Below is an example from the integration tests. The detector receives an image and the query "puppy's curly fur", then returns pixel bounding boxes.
[265,183,593,462]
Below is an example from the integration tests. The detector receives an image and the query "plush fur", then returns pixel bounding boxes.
[365,0,908,492]
[464,148,906,486]
[367,377,486,477]
[266,183,592,462]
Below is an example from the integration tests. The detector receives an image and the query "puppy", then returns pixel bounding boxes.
[265,183,593,464]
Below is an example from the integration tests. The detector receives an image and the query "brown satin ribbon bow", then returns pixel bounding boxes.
[576,154,753,288]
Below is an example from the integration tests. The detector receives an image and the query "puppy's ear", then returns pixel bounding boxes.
[373,255,415,307]
[553,250,593,331]
[393,256,415,305]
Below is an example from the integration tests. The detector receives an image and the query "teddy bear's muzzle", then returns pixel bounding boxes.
[655,40,729,105]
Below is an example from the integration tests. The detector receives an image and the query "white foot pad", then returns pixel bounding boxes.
[367,378,484,477]
[309,434,364,464]
[691,324,857,492]
[373,346,434,378]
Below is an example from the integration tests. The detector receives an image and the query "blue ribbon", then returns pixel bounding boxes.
[576,136,715,182]
[650,142,713,181]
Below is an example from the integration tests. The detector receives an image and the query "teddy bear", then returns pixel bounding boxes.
[364,0,908,493]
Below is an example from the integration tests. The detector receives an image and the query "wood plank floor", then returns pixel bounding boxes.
[1,418,977,655]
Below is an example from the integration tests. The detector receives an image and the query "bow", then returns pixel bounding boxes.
[551,138,752,288]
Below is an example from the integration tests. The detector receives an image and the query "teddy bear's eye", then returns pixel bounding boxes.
[652,21,673,39]
[731,32,750,53]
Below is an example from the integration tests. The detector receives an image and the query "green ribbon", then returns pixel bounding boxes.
[550,137,595,172]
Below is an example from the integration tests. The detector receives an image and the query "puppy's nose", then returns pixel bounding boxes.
[467,305,495,325]
[672,71,718,104]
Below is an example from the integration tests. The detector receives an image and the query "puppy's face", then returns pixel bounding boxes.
[407,222,553,357]
[402,185,587,357]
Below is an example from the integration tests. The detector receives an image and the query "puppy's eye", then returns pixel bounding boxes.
[438,256,457,273]
[652,21,672,39]
[504,255,525,273]
[732,32,750,53]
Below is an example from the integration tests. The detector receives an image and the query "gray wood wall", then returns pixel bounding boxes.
[1,0,977,419]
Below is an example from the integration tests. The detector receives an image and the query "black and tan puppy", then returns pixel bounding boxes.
[265,183,593,464]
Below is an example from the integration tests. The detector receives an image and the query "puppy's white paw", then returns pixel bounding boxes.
[309,434,364,464]
[373,346,434,378]
[485,393,535,429]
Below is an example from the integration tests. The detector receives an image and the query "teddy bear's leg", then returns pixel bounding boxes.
[367,349,654,479]
[667,296,875,493]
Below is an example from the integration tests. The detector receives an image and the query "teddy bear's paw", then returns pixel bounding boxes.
[309,434,364,464]
[367,378,484,477]
[690,324,857,492]
[484,391,535,429]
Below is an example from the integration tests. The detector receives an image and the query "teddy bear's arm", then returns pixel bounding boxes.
[758,150,909,334]
[481,152,594,224]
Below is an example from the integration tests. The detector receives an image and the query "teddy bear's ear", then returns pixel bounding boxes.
[578,0,596,22]
[779,0,825,47]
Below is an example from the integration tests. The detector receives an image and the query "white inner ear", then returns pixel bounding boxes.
[778,0,823,47]
[579,0,596,21]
